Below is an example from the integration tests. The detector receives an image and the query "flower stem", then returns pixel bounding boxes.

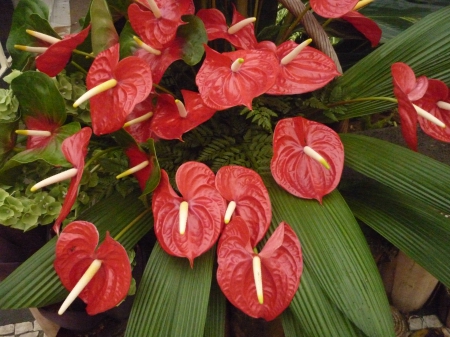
[327,96,397,108]
[280,3,311,42]
[70,61,87,75]
[84,147,121,169]
[114,207,152,241]
[72,49,94,58]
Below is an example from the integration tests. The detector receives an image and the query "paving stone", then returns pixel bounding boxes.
[14,322,33,335]
[409,316,424,330]
[33,320,42,332]
[423,315,443,328]
[19,332,39,337]
[0,324,14,335]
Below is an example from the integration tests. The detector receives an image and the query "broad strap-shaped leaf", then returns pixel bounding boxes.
[152,162,225,266]
[54,221,131,315]
[196,46,279,110]
[215,165,272,246]
[0,191,152,308]
[265,41,340,95]
[125,244,214,337]
[217,218,302,321]
[264,174,395,336]
[86,44,152,135]
[310,0,359,18]
[90,0,119,55]
[151,91,216,140]
[271,117,344,203]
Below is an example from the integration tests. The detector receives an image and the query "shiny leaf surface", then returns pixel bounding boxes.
[90,0,119,55]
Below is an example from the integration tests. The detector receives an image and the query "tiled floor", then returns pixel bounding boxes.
[0,309,45,337]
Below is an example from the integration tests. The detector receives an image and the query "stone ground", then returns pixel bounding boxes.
[0,310,45,337]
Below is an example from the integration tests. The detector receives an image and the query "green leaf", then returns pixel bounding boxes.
[12,71,66,125]
[343,181,450,288]
[330,6,450,120]
[141,138,161,197]
[0,191,151,308]
[340,133,450,213]
[0,116,19,165]
[119,21,138,58]
[90,0,119,55]
[203,274,226,337]
[178,15,208,66]
[125,244,214,337]
[264,175,394,337]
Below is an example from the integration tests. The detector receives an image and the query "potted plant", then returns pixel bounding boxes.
[1,0,450,336]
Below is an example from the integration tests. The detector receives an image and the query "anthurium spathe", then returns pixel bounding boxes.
[341,11,382,47]
[54,221,131,315]
[217,217,302,321]
[215,165,271,246]
[152,162,226,267]
[264,40,340,95]
[270,117,344,203]
[311,0,359,18]
[196,7,258,50]
[151,90,217,140]
[196,45,279,110]
[390,62,446,151]
[76,44,153,135]
[128,0,194,50]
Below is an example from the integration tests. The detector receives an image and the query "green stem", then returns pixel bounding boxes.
[70,61,87,75]
[327,96,398,108]
[153,83,175,96]
[280,3,311,42]
[72,49,94,58]
[114,207,152,241]
[84,147,121,169]
[322,18,332,29]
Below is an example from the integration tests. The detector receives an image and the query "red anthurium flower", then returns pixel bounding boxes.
[124,94,158,144]
[54,221,131,315]
[414,79,450,143]
[215,165,271,246]
[128,0,194,50]
[196,7,258,50]
[50,127,92,235]
[310,0,359,18]
[35,25,91,77]
[217,218,303,321]
[391,62,432,151]
[151,90,217,140]
[122,145,152,191]
[264,40,340,95]
[21,117,61,150]
[270,117,344,203]
[196,45,279,110]
[341,11,382,47]
[80,44,153,136]
[152,162,226,267]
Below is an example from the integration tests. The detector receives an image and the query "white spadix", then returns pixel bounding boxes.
[179,201,189,235]
[437,101,450,111]
[73,79,117,108]
[231,58,244,72]
[146,0,161,18]
[253,255,263,304]
[15,130,51,137]
[116,160,149,179]
[133,36,161,55]
[26,29,61,44]
[228,17,256,35]
[31,168,78,192]
[14,45,47,54]
[224,201,237,224]
[123,112,153,128]
[58,259,102,315]
[412,104,446,128]
[280,38,313,65]
[175,99,187,118]
[303,146,330,169]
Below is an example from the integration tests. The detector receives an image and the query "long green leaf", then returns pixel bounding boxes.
[329,6,450,119]
[340,133,450,213]
[343,181,450,288]
[0,192,151,308]
[264,175,394,337]
[125,244,214,337]
[203,274,226,337]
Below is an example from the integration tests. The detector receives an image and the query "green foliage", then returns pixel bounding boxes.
[0,89,19,121]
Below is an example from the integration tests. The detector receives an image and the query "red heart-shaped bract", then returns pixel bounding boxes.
[310,0,359,18]
[391,62,429,151]
[415,79,450,143]
[87,44,153,136]
[152,162,226,266]
[53,127,92,235]
[196,7,258,50]
[215,165,271,246]
[151,90,217,140]
[124,145,152,191]
[54,221,131,315]
[341,11,382,48]
[128,0,194,49]
[36,25,91,77]
[196,45,279,110]
[217,218,302,321]
[270,117,344,203]
[124,94,158,144]
[266,40,340,95]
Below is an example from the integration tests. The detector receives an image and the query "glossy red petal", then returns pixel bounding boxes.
[151,91,216,140]
[217,218,302,321]
[215,165,271,246]
[341,11,382,47]
[25,117,61,149]
[152,166,225,266]
[128,0,192,49]
[35,25,91,77]
[310,0,359,18]
[196,7,258,50]
[270,117,344,203]
[266,41,340,95]
[52,127,92,235]
[54,221,131,315]
[124,94,158,143]
[176,161,216,194]
[415,79,450,143]
[125,145,152,191]
[87,44,153,135]
[196,46,279,110]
